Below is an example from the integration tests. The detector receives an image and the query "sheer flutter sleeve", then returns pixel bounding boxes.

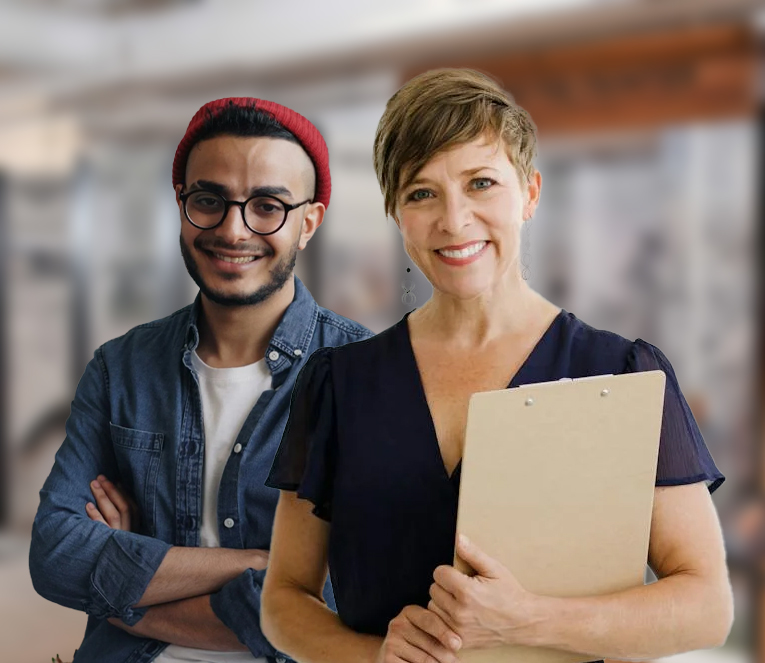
[266,346,337,521]
[625,339,724,493]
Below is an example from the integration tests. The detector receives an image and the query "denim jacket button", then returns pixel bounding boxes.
[268,350,279,361]
[233,443,242,454]
[223,518,235,529]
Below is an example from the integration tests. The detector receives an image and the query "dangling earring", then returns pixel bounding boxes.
[521,216,532,281]
[402,268,416,306]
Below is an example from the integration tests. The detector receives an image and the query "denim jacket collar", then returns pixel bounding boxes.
[182,275,319,376]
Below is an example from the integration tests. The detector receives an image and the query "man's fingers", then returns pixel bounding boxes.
[90,480,122,529]
[97,475,132,527]
[405,605,461,652]
[85,502,108,526]
[117,481,141,531]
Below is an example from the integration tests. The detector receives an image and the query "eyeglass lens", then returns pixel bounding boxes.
[185,191,287,233]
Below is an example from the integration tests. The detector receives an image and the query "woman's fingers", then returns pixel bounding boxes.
[429,582,459,616]
[427,599,456,632]
[390,638,457,663]
[455,534,501,579]
[404,605,462,653]
[380,606,461,663]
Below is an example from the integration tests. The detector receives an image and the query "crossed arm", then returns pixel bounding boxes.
[83,475,260,651]
[28,355,267,653]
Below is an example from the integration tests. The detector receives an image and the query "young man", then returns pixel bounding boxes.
[29,98,372,663]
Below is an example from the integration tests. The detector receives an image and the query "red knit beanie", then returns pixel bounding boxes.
[172,97,331,208]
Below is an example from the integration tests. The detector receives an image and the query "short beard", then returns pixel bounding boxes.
[180,234,299,308]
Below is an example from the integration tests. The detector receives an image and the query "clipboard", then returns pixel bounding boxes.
[454,371,666,663]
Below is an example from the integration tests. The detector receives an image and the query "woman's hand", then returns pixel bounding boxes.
[375,604,463,663]
[86,475,140,532]
[428,535,542,651]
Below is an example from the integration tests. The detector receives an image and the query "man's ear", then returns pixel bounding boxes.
[174,184,184,214]
[297,202,326,250]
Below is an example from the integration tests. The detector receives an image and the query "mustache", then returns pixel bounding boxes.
[193,237,275,256]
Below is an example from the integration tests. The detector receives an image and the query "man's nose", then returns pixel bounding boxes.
[214,204,253,242]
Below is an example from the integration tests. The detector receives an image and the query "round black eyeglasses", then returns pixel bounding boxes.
[179,190,312,236]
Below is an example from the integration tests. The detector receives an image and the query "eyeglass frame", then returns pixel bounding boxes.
[178,188,313,236]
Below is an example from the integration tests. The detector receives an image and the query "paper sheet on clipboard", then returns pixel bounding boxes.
[454,371,666,663]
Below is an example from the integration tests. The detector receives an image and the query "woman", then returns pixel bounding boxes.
[261,69,733,663]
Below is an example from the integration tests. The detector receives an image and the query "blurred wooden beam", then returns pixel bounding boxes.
[405,23,758,134]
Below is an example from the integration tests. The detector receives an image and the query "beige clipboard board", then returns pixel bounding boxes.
[454,370,666,663]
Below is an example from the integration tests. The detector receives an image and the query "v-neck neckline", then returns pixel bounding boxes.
[399,308,566,485]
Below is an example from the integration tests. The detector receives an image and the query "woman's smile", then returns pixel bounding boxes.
[434,240,489,265]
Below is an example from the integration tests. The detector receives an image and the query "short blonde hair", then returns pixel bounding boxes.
[373,68,537,217]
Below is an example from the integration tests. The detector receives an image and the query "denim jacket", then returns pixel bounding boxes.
[29,276,373,663]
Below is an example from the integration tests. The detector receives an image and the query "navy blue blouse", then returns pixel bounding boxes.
[266,310,724,640]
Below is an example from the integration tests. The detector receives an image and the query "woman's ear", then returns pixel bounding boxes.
[523,170,542,220]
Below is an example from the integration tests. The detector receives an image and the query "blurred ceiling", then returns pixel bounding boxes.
[1,0,759,78]
[0,0,196,15]
[0,0,760,139]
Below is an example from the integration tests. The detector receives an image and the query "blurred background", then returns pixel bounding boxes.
[0,0,762,661]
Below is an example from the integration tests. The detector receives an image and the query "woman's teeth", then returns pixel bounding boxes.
[437,241,486,259]
[213,253,259,264]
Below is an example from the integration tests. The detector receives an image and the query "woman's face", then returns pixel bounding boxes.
[395,133,541,301]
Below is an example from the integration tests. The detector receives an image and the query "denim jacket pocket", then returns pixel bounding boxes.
[109,422,164,537]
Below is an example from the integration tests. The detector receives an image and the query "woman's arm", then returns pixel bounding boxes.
[261,491,462,663]
[261,491,381,663]
[430,482,733,660]
[535,482,734,658]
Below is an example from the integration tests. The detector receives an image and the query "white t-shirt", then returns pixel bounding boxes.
[156,352,272,663]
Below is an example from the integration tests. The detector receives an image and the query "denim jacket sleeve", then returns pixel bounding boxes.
[28,349,172,625]
[210,569,279,658]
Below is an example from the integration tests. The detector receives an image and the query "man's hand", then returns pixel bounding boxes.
[85,474,270,570]
[86,475,139,532]
[428,534,541,651]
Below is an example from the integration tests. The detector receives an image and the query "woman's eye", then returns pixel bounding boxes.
[408,189,432,202]
[471,178,495,190]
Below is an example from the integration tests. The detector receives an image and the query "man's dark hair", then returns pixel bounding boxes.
[191,100,301,148]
